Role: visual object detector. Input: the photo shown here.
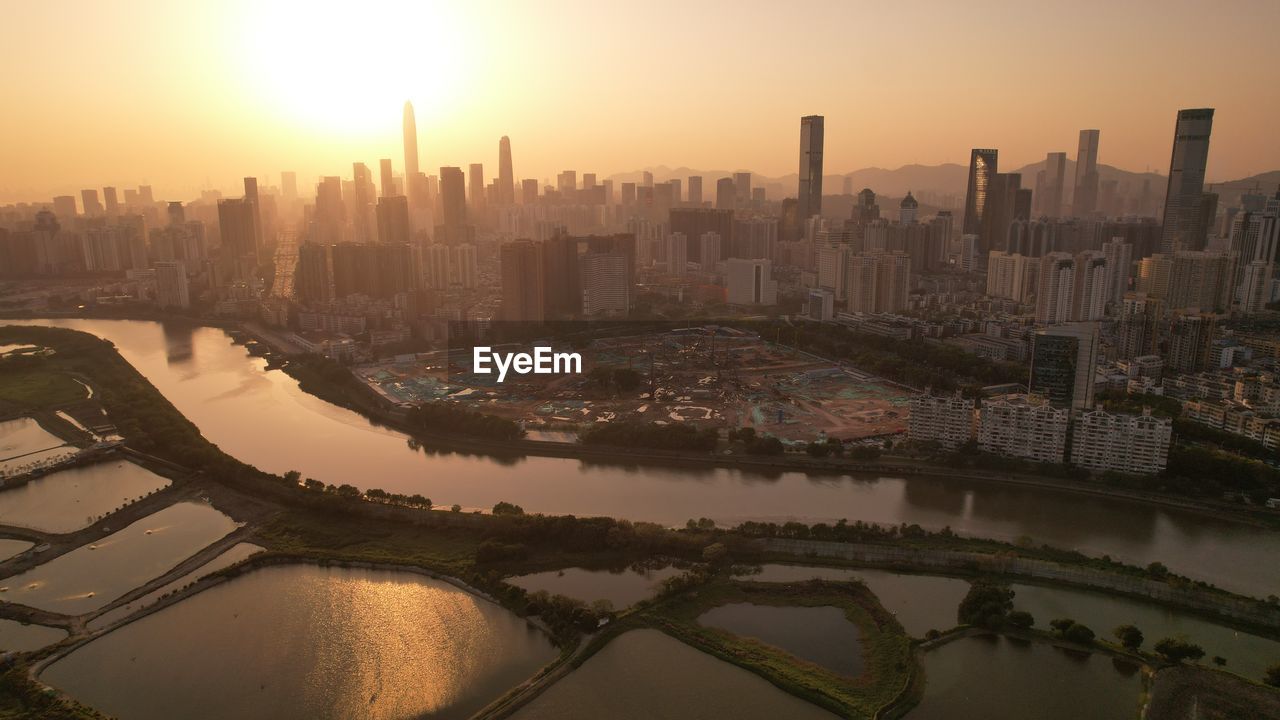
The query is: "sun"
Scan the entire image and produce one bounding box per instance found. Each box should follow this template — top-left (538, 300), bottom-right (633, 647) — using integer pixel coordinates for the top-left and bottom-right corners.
top-left (238, 1), bottom-right (469, 137)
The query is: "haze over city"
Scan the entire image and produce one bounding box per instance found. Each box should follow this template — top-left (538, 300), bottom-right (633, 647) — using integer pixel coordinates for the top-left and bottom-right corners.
top-left (4, 0), bottom-right (1280, 202)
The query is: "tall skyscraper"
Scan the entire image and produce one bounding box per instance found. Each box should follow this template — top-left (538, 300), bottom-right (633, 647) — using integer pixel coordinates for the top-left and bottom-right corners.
top-left (797, 115), bottom-right (824, 232)
top-left (499, 239), bottom-right (545, 322)
top-left (716, 178), bottom-right (736, 211)
top-left (1073, 129), bottom-right (1100, 217)
top-left (103, 187), bottom-right (119, 218)
top-left (962, 149), bottom-right (998, 253)
top-left (1036, 152), bottom-right (1067, 218)
top-left (403, 102), bottom-right (420, 205)
top-left (349, 165), bottom-right (374, 243)
top-left (498, 136), bottom-right (514, 206)
top-left (468, 163), bottom-right (486, 217)
top-left (1035, 252), bottom-right (1076, 324)
top-left (379, 159), bottom-right (396, 197)
top-left (437, 167), bottom-right (470, 245)
top-left (688, 176), bottom-right (703, 206)
top-left (1159, 108), bottom-right (1215, 253)
top-left (81, 188), bottom-right (103, 217)
top-left (734, 172), bottom-right (752, 207)
top-left (376, 196), bottom-right (410, 245)
top-left (217, 198), bottom-right (257, 278)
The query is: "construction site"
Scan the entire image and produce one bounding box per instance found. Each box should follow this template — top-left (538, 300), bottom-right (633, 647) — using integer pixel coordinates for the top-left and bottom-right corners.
top-left (351, 326), bottom-right (912, 443)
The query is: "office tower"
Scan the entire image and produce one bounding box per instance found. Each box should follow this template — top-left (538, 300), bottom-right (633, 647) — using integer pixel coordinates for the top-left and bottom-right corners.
top-left (668, 179), bottom-right (681, 205)
top-left (296, 243), bottom-right (332, 303)
top-left (167, 201), bottom-right (185, 227)
top-left (281, 171), bottom-right (297, 202)
top-left (845, 252), bottom-right (910, 313)
top-left (81, 189), bottom-right (103, 217)
top-left (500, 239), bottom-right (545, 321)
top-left (1029, 323), bottom-right (1098, 410)
top-left (52, 195), bottom-right (77, 219)
top-left (667, 232), bottom-right (688, 276)
top-left (467, 163), bottom-right (486, 217)
top-left (642, 171), bottom-right (653, 187)
top-left (437, 167), bottom-right (470, 245)
top-left (734, 172), bottom-right (752, 207)
top-left (1166, 310), bottom-right (1218, 373)
top-left (403, 102), bottom-right (421, 207)
top-left (558, 170), bottom-right (577, 194)
top-left (1073, 129), bottom-right (1100, 217)
top-left (138, 185), bottom-right (154, 205)
top-left (899, 192), bottom-right (918, 224)
top-left (983, 173), bottom-right (1022, 251)
top-left (620, 182), bottom-right (636, 208)
top-left (797, 115), bottom-right (824, 233)
top-left (154, 261), bottom-right (190, 309)
top-left (602, 180), bottom-right (614, 206)
top-left (123, 188), bottom-right (139, 207)
top-left (732, 217), bottom-right (779, 260)
top-left (312, 176), bottom-right (346, 245)
top-left (1036, 152), bottom-right (1067, 218)
top-left (1035, 252), bottom-right (1076, 324)
top-left (217, 198), bottom-right (257, 277)
top-left (698, 232), bottom-right (722, 270)
top-left (376, 196), bottom-right (411, 245)
top-left (582, 173), bottom-right (597, 190)
top-left (962, 149), bottom-right (998, 253)
top-left (579, 252), bottom-right (630, 315)
top-left (1116, 293), bottom-right (1161, 359)
top-left (498, 136), bottom-right (514, 206)
top-left (1071, 251), bottom-right (1108, 321)
top-left (958, 233), bottom-right (979, 272)
top-left (379, 159), bottom-right (396, 197)
top-left (688, 176), bottom-right (703, 206)
top-left (670, 208), bottom-right (734, 262)
top-left (103, 187), bottom-right (119, 217)
top-left (348, 166), bottom-right (374, 243)
top-left (1160, 109), bottom-right (1215, 252)
top-left (986, 251), bottom-right (1033, 303)
top-left (716, 178), bottom-right (736, 210)
top-left (243, 176), bottom-right (264, 252)
top-left (1102, 238), bottom-right (1133, 306)
top-left (521, 178), bottom-right (538, 204)
top-left (726, 258), bottom-right (777, 305)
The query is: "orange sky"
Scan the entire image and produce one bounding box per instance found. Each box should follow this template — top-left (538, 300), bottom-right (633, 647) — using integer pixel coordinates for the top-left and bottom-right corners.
top-left (3, 0), bottom-right (1278, 203)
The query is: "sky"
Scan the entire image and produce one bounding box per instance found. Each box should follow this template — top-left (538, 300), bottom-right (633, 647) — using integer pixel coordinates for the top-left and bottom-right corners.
top-left (3, 0), bottom-right (1279, 203)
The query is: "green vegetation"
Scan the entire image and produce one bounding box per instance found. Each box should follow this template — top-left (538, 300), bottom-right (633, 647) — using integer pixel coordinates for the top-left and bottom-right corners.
top-left (1048, 618), bottom-right (1096, 645)
top-left (650, 579), bottom-right (917, 719)
top-left (1266, 663), bottom-right (1280, 688)
top-left (957, 581), bottom-right (1015, 629)
top-left (404, 402), bottom-right (524, 441)
top-left (1153, 636), bottom-right (1207, 664)
top-left (0, 367), bottom-right (87, 410)
top-left (0, 669), bottom-right (102, 720)
top-left (727, 427), bottom-right (785, 455)
top-left (1114, 624), bottom-right (1145, 651)
top-left (581, 420), bottom-right (718, 452)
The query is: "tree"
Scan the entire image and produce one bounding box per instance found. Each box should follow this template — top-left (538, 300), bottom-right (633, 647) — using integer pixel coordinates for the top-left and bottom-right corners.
top-left (957, 582), bottom-right (1015, 629)
top-left (1064, 623), bottom-right (1096, 645)
top-left (702, 542), bottom-right (729, 565)
top-left (805, 441), bottom-right (831, 458)
top-left (283, 470), bottom-right (301, 484)
top-left (492, 501), bottom-right (525, 516)
top-left (1007, 611), bottom-right (1035, 630)
top-left (335, 484), bottom-right (361, 499)
top-left (1147, 561), bottom-right (1170, 579)
top-left (1212, 656), bottom-right (1227, 667)
top-left (1113, 625), bottom-right (1144, 651)
top-left (1050, 618), bottom-right (1077, 636)
top-left (1153, 637), bottom-right (1206, 664)
top-left (1265, 663), bottom-right (1280, 688)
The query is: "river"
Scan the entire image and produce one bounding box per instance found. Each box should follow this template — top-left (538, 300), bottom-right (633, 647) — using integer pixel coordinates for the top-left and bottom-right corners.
top-left (9, 318), bottom-right (1279, 598)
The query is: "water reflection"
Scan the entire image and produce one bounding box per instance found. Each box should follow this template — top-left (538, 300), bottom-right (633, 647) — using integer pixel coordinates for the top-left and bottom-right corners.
top-left (8, 319), bottom-right (1280, 598)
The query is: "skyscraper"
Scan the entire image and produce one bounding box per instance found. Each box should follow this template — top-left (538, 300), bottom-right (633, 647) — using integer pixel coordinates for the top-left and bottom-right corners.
top-left (403, 101), bottom-right (420, 205)
top-left (468, 163), bottom-right (486, 217)
top-left (734, 172), bottom-right (752, 207)
top-left (688, 176), bottom-right (703, 206)
top-left (716, 178), bottom-right (736, 211)
top-left (797, 115), bottom-right (824, 232)
top-left (103, 187), bottom-right (119, 218)
top-left (437, 167), bottom-right (470, 245)
top-left (499, 239), bottom-right (545, 322)
top-left (1159, 108), bottom-right (1215, 252)
top-left (498, 136), bottom-right (514, 206)
top-left (379, 159), bottom-right (396, 197)
top-left (962, 149), bottom-right (998, 253)
top-left (1072, 129), bottom-right (1100, 217)
top-left (376, 196), bottom-right (410, 245)
top-left (154, 261), bottom-right (190, 309)
top-left (1030, 323), bottom-right (1098, 410)
top-left (1036, 152), bottom-right (1067, 218)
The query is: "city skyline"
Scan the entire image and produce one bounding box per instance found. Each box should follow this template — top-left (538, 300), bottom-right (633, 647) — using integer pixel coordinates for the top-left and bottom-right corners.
top-left (5, 0), bottom-right (1280, 201)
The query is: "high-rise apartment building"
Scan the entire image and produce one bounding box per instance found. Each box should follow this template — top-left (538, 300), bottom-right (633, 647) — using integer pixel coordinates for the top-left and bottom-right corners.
top-left (1035, 252), bottom-right (1076, 324)
top-left (1070, 408), bottom-right (1172, 475)
top-left (499, 239), bottom-right (545, 322)
top-left (153, 261), bottom-right (190, 309)
top-left (978, 394), bottom-right (1069, 464)
top-left (909, 393), bottom-right (976, 449)
top-left (579, 252), bottom-right (630, 315)
top-left (726, 258), bottom-right (777, 305)
top-left (687, 176), bottom-right (703, 206)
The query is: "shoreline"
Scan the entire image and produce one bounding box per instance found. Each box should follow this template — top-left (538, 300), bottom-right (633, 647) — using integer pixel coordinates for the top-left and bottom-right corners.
top-left (4, 310), bottom-right (1276, 529)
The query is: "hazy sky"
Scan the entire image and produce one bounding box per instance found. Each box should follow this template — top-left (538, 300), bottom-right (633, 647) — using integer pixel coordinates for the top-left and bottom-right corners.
top-left (3, 0), bottom-right (1279, 202)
